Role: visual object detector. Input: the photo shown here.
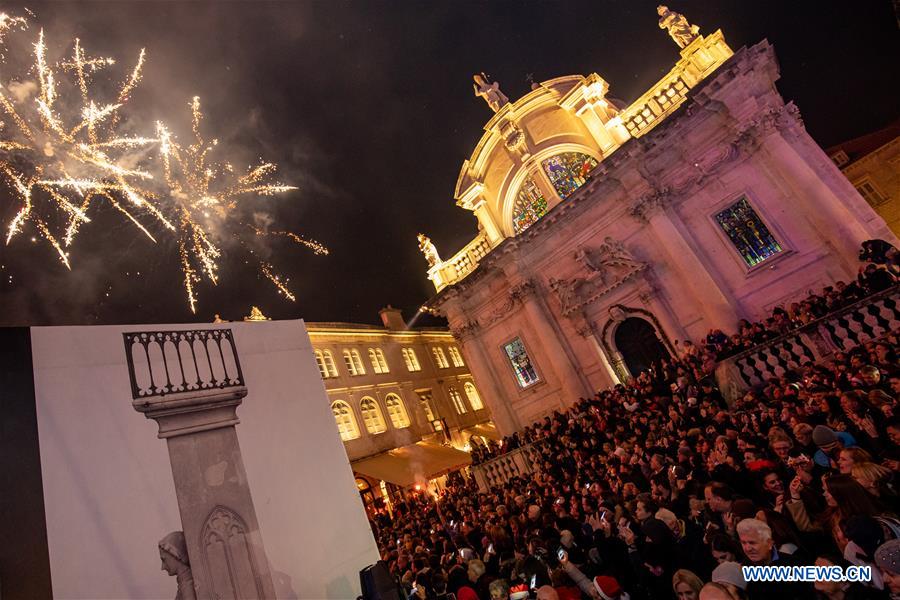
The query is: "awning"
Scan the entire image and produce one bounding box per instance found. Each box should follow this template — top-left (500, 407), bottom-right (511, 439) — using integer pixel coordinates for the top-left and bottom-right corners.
top-left (352, 441), bottom-right (472, 488)
top-left (463, 422), bottom-right (502, 442)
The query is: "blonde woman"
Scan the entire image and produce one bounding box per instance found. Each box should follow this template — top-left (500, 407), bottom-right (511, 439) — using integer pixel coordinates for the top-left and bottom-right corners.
top-left (672, 569), bottom-right (704, 600)
top-left (851, 461), bottom-right (893, 497)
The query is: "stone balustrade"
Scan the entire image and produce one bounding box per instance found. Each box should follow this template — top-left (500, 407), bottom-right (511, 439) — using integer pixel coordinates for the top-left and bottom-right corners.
top-left (716, 286), bottom-right (900, 400)
top-left (619, 30), bottom-right (733, 138)
top-left (431, 233), bottom-right (493, 291)
top-left (471, 440), bottom-right (545, 492)
top-left (123, 328), bottom-right (245, 399)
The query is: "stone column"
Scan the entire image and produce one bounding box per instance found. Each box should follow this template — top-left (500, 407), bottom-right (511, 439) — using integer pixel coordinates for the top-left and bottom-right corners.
top-left (759, 131), bottom-right (873, 264)
top-left (573, 314), bottom-right (620, 386)
top-left (125, 330), bottom-right (276, 600)
top-left (472, 199), bottom-right (504, 246)
top-left (450, 320), bottom-right (520, 436)
top-left (515, 280), bottom-right (591, 409)
top-left (631, 190), bottom-right (738, 331)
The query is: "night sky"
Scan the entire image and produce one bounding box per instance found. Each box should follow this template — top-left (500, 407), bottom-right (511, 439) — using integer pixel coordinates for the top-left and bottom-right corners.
top-left (1, 1), bottom-right (897, 328)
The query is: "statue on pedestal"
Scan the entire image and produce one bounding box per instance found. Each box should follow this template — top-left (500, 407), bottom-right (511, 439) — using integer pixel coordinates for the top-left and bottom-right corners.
top-left (657, 5), bottom-right (700, 49)
top-left (473, 72), bottom-right (509, 113)
top-left (417, 233), bottom-right (441, 267)
top-left (159, 531), bottom-right (196, 600)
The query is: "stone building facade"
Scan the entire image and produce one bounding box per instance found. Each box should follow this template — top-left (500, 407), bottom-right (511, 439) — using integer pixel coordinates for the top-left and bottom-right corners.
top-left (306, 307), bottom-right (493, 506)
top-left (419, 13), bottom-right (898, 435)
top-left (828, 119), bottom-right (900, 236)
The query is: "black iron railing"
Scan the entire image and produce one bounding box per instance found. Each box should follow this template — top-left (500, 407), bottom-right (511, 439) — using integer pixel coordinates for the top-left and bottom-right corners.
top-left (123, 329), bottom-right (245, 399)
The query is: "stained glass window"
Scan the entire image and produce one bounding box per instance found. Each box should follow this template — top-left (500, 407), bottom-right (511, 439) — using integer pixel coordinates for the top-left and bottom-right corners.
top-left (542, 152), bottom-right (598, 199)
top-left (512, 175), bottom-right (548, 234)
top-left (503, 337), bottom-right (540, 388)
top-left (714, 197), bottom-right (782, 267)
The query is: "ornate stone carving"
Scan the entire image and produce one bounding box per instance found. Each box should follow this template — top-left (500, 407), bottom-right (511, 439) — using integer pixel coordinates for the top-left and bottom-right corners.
top-left (417, 233), bottom-right (440, 267)
top-left (450, 319), bottom-right (481, 342)
top-left (508, 279), bottom-right (536, 302)
top-left (628, 187), bottom-right (672, 223)
top-left (481, 279), bottom-right (535, 326)
top-left (548, 238), bottom-right (648, 316)
top-left (159, 531), bottom-right (196, 600)
top-left (473, 72), bottom-right (509, 113)
top-left (657, 5), bottom-right (700, 49)
top-left (501, 120), bottom-right (528, 158)
top-left (202, 506), bottom-right (267, 599)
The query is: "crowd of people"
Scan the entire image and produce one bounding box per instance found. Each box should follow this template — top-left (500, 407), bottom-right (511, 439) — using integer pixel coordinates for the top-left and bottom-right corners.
top-left (370, 334), bottom-right (899, 600)
top-left (365, 243), bottom-right (899, 600)
top-left (705, 261), bottom-right (897, 361)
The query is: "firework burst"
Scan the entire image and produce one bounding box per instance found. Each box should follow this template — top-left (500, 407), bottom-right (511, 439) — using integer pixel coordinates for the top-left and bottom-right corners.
top-left (155, 96), bottom-right (326, 312)
top-left (1, 12), bottom-right (327, 314)
top-left (0, 26), bottom-right (160, 267)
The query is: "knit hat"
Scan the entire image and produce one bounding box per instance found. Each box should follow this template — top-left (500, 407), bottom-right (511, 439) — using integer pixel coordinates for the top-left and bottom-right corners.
top-left (158, 530), bottom-right (189, 564)
top-left (875, 539), bottom-right (900, 576)
top-left (812, 425), bottom-right (838, 447)
top-left (712, 561), bottom-right (747, 590)
top-left (593, 575), bottom-right (622, 600)
top-left (509, 583), bottom-right (530, 600)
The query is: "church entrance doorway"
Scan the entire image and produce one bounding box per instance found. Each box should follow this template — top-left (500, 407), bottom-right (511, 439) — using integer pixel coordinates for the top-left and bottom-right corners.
top-left (613, 317), bottom-right (670, 377)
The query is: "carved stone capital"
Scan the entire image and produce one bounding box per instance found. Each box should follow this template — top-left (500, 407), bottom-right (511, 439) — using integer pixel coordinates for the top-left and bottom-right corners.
top-left (628, 187), bottom-right (672, 223)
top-left (508, 279), bottom-right (536, 301)
top-left (450, 319), bottom-right (481, 342)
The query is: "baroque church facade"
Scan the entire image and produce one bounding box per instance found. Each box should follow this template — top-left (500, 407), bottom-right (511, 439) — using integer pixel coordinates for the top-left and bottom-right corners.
top-left (418, 9), bottom-right (898, 435)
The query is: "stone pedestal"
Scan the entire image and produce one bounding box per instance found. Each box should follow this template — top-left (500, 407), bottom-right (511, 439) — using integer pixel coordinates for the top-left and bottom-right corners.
top-left (136, 388), bottom-right (277, 600)
top-left (125, 329), bottom-right (276, 600)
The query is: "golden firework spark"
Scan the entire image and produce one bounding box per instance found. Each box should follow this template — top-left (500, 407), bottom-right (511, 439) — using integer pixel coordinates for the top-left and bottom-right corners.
top-left (155, 97), bottom-right (324, 311)
top-left (0, 28), bottom-right (158, 266)
top-left (1, 16), bottom-right (327, 312)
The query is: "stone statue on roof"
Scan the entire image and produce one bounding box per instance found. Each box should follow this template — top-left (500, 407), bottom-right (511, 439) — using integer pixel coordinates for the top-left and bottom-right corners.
top-left (657, 5), bottom-right (700, 49)
top-left (473, 72), bottom-right (510, 113)
top-left (418, 233), bottom-right (441, 267)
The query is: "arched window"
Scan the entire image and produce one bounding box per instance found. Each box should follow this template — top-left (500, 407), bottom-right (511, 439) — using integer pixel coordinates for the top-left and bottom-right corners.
top-left (447, 386), bottom-right (467, 414)
top-left (512, 174), bottom-right (547, 235)
top-left (432, 347), bottom-right (449, 369)
top-left (368, 348), bottom-right (389, 374)
top-left (343, 349), bottom-right (366, 376)
top-left (315, 350), bottom-right (338, 378)
top-left (448, 346), bottom-right (465, 367)
top-left (331, 400), bottom-right (359, 441)
top-left (360, 397), bottom-right (386, 434)
top-left (321, 350), bottom-right (339, 378)
top-left (464, 382), bottom-right (484, 411)
top-left (384, 393), bottom-right (409, 429)
top-left (403, 348), bottom-right (421, 372)
top-left (314, 350), bottom-right (328, 378)
top-left (541, 152), bottom-right (598, 199)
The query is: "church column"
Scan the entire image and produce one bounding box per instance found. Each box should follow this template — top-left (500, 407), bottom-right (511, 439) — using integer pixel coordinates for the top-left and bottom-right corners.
top-left (572, 313), bottom-right (620, 386)
top-left (450, 321), bottom-right (520, 436)
top-left (472, 199), bottom-right (504, 246)
top-left (514, 280), bottom-right (591, 409)
top-left (758, 126), bottom-right (877, 263)
top-left (632, 191), bottom-right (738, 331)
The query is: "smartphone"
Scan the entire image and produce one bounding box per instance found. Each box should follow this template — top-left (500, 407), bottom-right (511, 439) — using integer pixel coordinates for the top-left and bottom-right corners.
top-left (600, 511), bottom-right (608, 523)
top-left (450, 520), bottom-right (455, 527)
top-left (557, 548), bottom-right (566, 560)
top-left (530, 575), bottom-right (537, 590)
top-left (487, 543), bottom-right (494, 554)
top-left (430, 529), bottom-right (435, 534)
